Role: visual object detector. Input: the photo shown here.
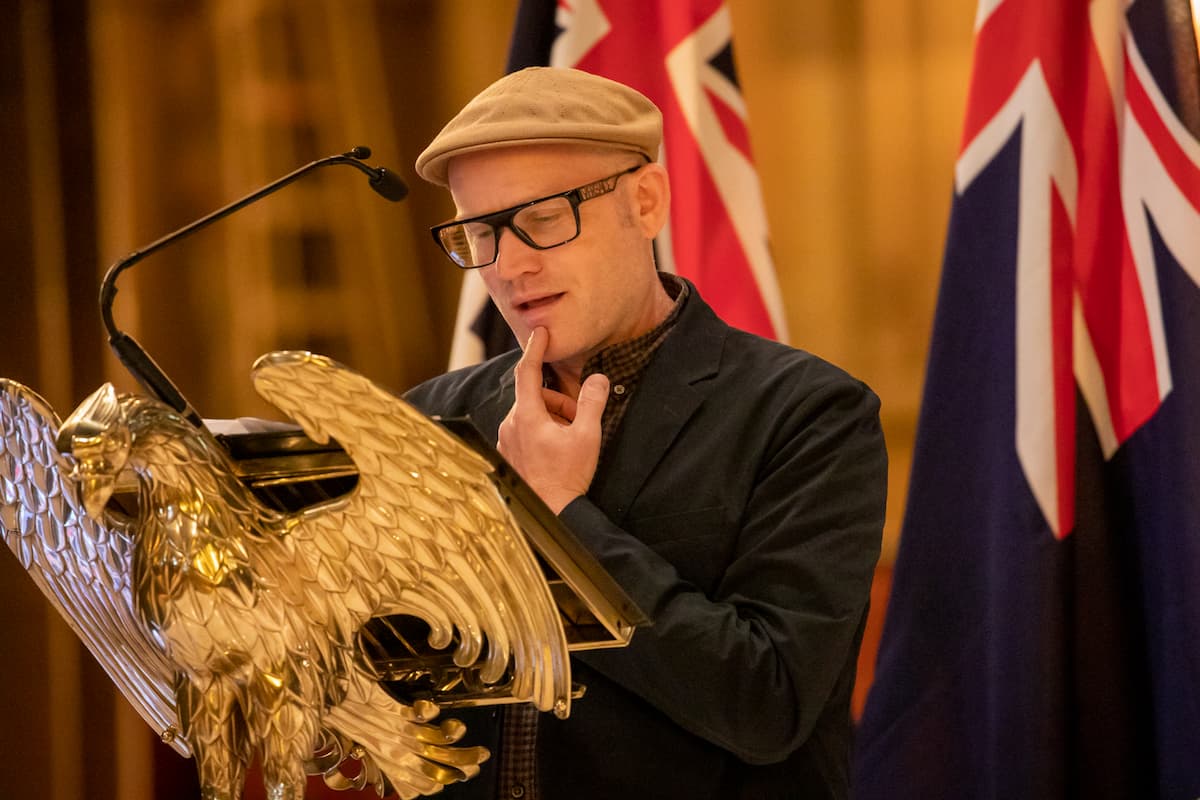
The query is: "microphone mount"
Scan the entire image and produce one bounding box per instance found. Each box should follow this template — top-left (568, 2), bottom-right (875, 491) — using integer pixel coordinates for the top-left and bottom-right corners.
top-left (99, 146), bottom-right (407, 427)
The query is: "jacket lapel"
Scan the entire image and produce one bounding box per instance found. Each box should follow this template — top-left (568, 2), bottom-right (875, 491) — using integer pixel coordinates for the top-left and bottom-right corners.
top-left (466, 370), bottom-right (515, 444)
top-left (587, 291), bottom-right (727, 525)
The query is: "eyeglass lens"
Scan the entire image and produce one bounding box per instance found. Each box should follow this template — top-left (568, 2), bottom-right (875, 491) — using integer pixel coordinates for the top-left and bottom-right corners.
top-left (438, 196), bottom-right (579, 269)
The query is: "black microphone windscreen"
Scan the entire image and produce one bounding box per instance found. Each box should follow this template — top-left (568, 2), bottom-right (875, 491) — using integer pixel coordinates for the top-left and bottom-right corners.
top-left (370, 169), bottom-right (409, 202)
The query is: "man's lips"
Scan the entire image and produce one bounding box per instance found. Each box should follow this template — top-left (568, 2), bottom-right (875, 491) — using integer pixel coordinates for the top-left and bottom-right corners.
top-left (513, 292), bottom-right (564, 312)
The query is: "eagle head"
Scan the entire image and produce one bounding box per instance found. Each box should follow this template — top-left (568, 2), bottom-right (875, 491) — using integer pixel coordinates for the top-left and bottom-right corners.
top-left (57, 383), bottom-right (131, 519)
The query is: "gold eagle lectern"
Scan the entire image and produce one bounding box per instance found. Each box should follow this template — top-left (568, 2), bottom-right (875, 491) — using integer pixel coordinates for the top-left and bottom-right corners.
top-left (0, 351), bottom-right (643, 799)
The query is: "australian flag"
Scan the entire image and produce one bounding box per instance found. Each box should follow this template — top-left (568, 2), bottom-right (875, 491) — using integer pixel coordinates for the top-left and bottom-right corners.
top-left (447, 0), bottom-right (787, 367)
top-left (854, 1), bottom-right (1200, 798)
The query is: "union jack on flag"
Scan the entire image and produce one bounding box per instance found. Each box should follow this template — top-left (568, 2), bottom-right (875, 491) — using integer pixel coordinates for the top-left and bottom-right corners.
top-left (447, 0), bottom-right (786, 368)
top-left (856, 1), bottom-right (1200, 797)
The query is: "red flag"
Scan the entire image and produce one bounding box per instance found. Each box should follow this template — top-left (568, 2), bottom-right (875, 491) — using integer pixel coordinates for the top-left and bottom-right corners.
top-left (448, 0), bottom-right (786, 367)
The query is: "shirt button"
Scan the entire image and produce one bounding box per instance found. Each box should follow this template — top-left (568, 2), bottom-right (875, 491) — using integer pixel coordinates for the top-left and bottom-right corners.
top-left (509, 784), bottom-right (526, 798)
top-left (612, 384), bottom-right (626, 395)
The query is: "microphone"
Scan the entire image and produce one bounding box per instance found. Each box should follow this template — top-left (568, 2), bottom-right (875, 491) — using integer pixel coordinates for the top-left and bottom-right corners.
top-left (99, 146), bottom-right (408, 427)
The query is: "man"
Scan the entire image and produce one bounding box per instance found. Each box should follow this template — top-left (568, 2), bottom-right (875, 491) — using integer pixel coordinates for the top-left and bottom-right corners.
top-left (406, 67), bottom-right (886, 799)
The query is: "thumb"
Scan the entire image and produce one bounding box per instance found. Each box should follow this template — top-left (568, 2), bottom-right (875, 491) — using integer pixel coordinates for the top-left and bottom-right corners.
top-left (575, 373), bottom-right (611, 427)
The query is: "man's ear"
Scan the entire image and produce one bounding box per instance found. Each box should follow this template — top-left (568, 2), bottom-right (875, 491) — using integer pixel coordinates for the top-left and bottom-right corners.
top-left (631, 163), bottom-right (671, 239)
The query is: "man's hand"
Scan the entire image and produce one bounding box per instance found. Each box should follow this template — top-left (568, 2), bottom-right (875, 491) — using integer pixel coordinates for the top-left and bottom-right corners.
top-left (497, 327), bottom-right (609, 514)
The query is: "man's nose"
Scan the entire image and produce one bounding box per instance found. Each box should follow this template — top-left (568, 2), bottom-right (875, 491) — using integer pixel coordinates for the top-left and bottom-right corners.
top-left (491, 227), bottom-right (542, 280)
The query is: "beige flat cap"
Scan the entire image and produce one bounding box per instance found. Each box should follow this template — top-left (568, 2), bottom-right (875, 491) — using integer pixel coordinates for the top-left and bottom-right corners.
top-left (415, 67), bottom-right (663, 186)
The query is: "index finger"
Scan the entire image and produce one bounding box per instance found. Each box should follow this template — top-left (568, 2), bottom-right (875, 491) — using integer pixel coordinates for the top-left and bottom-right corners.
top-left (513, 326), bottom-right (549, 404)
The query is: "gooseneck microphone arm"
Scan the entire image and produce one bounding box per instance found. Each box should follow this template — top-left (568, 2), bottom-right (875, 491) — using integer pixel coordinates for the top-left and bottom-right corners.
top-left (99, 146), bottom-right (408, 427)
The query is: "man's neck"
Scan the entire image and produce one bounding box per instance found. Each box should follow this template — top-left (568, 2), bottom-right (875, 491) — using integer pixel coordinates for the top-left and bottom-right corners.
top-left (547, 279), bottom-right (678, 400)
top-left (548, 360), bottom-right (586, 400)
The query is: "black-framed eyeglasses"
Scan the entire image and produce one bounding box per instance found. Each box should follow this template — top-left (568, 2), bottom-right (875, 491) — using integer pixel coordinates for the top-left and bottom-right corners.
top-left (430, 164), bottom-right (643, 269)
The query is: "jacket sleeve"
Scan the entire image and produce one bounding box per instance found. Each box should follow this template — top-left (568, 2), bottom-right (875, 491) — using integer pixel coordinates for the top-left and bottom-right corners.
top-left (560, 373), bottom-right (887, 765)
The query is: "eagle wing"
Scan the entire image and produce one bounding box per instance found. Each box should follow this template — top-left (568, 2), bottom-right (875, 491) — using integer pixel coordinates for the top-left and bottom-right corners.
top-left (250, 351), bottom-right (572, 716)
top-left (0, 380), bottom-right (187, 755)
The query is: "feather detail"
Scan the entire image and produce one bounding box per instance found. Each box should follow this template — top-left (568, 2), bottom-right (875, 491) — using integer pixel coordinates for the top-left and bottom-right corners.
top-left (0, 380), bottom-right (187, 755)
top-left (251, 350), bottom-right (571, 715)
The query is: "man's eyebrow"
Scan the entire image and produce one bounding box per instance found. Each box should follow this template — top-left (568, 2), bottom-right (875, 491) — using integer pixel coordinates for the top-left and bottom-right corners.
top-left (453, 193), bottom-right (545, 223)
